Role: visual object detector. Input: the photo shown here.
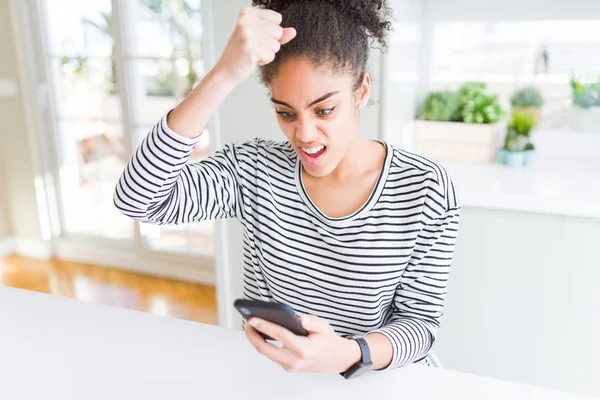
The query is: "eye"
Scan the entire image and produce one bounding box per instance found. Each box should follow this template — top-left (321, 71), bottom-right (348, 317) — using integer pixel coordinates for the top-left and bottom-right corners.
top-left (316, 107), bottom-right (335, 117)
top-left (276, 110), bottom-right (296, 120)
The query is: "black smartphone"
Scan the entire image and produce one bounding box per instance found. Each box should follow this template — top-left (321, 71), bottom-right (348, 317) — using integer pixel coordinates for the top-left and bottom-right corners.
top-left (234, 299), bottom-right (309, 340)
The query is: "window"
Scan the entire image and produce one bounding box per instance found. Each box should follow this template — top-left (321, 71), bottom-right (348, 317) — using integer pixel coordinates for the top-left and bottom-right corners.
top-left (429, 20), bottom-right (600, 130)
top-left (37, 0), bottom-right (214, 256)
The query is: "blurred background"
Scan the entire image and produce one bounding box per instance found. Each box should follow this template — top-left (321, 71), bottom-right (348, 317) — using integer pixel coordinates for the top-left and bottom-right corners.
top-left (0, 0), bottom-right (598, 398)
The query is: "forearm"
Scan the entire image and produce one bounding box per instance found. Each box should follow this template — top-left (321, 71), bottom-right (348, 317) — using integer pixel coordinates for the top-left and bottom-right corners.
top-left (114, 116), bottom-right (242, 224)
top-left (167, 66), bottom-right (239, 138)
top-left (364, 332), bottom-right (394, 370)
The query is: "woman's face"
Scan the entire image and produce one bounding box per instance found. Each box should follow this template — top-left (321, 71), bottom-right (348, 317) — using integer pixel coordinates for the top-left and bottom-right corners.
top-left (268, 58), bottom-right (370, 178)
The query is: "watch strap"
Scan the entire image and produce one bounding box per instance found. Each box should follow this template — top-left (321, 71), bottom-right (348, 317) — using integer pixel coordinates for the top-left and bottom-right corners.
top-left (341, 337), bottom-right (373, 379)
top-left (354, 337), bottom-right (372, 364)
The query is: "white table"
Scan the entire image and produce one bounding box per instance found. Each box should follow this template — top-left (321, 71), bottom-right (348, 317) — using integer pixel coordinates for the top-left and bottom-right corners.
top-left (0, 287), bottom-right (594, 400)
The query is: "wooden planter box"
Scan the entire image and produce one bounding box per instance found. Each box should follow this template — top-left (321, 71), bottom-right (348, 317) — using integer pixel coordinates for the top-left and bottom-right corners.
top-left (414, 120), bottom-right (501, 163)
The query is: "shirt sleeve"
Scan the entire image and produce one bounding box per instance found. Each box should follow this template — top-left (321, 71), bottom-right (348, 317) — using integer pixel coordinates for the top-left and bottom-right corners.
top-left (370, 172), bottom-right (460, 369)
top-left (113, 112), bottom-right (248, 225)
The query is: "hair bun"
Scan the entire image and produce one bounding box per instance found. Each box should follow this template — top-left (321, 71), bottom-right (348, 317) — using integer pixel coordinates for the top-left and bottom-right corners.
top-left (252, 0), bottom-right (393, 45)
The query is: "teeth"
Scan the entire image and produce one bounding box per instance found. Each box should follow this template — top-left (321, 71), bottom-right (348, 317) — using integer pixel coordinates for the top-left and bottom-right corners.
top-left (302, 145), bottom-right (324, 155)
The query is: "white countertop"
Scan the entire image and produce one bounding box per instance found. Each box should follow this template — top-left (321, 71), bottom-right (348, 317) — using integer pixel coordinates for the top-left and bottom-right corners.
top-left (444, 160), bottom-right (600, 219)
top-left (0, 286), bottom-right (594, 400)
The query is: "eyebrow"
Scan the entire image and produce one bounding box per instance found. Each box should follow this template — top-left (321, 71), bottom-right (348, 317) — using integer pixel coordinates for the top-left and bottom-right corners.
top-left (270, 91), bottom-right (340, 109)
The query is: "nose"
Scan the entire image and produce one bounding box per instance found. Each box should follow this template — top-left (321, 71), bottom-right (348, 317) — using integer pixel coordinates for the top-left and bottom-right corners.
top-left (295, 119), bottom-right (317, 143)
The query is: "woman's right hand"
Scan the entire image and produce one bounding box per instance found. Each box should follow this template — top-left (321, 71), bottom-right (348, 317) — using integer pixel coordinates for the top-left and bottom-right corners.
top-left (215, 7), bottom-right (297, 85)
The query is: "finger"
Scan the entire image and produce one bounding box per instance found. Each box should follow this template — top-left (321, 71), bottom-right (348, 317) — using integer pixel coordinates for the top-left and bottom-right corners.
top-left (256, 45), bottom-right (276, 66)
top-left (300, 314), bottom-right (335, 334)
top-left (249, 318), bottom-right (303, 351)
top-left (258, 9), bottom-right (283, 24)
top-left (279, 27), bottom-right (297, 45)
top-left (259, 35), bottom-right (281, 55)
top-left (246, 325), bottom-right (298, 367)
top-left (260, 22), bottom-right (284, 40)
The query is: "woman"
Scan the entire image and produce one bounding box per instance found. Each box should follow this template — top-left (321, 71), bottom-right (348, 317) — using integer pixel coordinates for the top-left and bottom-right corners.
top-left (114, 0), bottom-right (459, 377)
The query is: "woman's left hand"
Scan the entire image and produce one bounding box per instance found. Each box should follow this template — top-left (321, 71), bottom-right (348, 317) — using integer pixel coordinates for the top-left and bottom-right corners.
top-left (245, 314), bottom-right (360, 373)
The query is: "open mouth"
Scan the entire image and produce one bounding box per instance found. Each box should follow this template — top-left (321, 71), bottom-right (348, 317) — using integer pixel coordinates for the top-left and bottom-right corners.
top-left (299, 145), bottom-right (327, 166)
top-left (301, 145), bottom-right (327, 158)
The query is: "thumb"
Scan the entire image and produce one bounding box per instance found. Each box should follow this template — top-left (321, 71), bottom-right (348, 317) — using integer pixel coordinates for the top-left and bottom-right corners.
top-left (279, 27), bottom-right (297, 45)
top-left (300, 314), bottom-right (334, 334)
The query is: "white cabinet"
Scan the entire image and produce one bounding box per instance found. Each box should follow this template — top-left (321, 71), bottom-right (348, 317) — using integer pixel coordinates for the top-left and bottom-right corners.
top-left (433, 208), bottom-right (600, 398)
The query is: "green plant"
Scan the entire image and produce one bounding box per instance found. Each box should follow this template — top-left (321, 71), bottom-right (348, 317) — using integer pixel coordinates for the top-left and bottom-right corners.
top-left (570, 75), bottom-right (600, 109)
top-left (60, 55), bottom-right (89, 76)
top-left (503, 112), bottom-right (536, 153)
top-left (454, 82), bottom-right (503, 124)
top-left (510, 86), bottom-right (544, 107)
top-left (420, 91), bottom-right (460, 121)
top-left (454, 82), bottom-right (504, 124)
top-left (503, 127), bottom-right (519, 151)
top-left (418, 81), bottom-right (504, 124)
top-left (511, 112), bottom-right (536, 138)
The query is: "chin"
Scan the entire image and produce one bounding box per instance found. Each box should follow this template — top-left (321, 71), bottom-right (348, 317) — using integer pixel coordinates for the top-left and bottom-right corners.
top-left (302, 163), bottom-right (336, 178)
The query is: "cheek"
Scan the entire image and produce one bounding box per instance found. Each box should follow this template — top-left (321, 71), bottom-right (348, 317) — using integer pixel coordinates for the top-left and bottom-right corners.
top-left (321, 112), bottom-right (354, 143)
top-left (277, 120), bottom-right (295, 141)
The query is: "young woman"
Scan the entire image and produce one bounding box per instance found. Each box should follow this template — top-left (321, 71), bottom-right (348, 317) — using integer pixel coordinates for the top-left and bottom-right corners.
top-left (114, 0), bottom-right (460, 377)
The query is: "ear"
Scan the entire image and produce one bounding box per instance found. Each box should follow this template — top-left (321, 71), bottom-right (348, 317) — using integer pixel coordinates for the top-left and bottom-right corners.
top-left (355, 72), bottom-right (371, 109)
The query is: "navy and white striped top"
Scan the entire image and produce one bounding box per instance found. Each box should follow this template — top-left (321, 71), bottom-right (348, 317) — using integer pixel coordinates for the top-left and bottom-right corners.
top-left (113, 112), bottom-right (460, 370)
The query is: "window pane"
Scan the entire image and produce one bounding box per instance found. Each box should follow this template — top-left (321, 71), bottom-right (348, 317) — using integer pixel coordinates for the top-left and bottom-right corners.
top-left (132, 0), bottom-right (204, 59)
top-left (129, 58), bottom-right (182, 126)
top-left (432, 20), bottom-right (600, 78)
top-left (57, 120), bottom-right (133, 240)
top-left (141, 221), bottom-right (215, 256)
top-left (429, 20), bottom-right (600, 131)
top-left (50, 56), bottom-right (120, 121)
top-left (45, 0), bottom-right (114, 57)
top-left (135, 126), bottom-right (214, 256)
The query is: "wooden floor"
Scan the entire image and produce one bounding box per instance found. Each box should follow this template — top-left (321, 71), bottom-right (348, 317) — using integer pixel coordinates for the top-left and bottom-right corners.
top-left (0, 255), bottom-right (218, 325)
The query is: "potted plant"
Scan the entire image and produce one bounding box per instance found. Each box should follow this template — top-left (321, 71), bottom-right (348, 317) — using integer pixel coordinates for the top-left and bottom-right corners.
top-left (523, 142), bottom-right (536, 166)
top-left (414, 82), bottom-right (504, 163)
top-left (569, 75), bottom-right (600, 133)
top-left (510, 86), bottom-right (544, 127)
top-left (498, 126), bottom-right (524, 166)
top-left (497, 111), bottom-right (536, 167)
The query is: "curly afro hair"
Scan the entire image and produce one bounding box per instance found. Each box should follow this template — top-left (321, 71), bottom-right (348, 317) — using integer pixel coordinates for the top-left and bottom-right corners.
top-left (251, 0), bottom-right (394, 91)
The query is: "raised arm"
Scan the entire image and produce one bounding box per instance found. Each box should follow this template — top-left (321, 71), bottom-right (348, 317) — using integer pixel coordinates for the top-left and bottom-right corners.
top-left (113, 7), bottom-right (296, 225)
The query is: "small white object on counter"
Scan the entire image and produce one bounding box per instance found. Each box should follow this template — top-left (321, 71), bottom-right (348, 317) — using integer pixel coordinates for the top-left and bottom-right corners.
top-left (0, 286), bottom-right (594, 400)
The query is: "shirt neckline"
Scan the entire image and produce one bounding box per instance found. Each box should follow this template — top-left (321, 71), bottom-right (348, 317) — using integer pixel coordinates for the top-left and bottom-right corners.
top-left (295, 141), bottom-right (392, 226)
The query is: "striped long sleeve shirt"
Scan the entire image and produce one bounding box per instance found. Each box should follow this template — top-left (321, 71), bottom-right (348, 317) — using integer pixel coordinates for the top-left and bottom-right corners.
top-left (113, 112), bottom-right (460, 369)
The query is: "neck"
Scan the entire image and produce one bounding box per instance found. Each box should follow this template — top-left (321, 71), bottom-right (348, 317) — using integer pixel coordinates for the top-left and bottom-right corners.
top-left (329, 133), bottom-right (382, 182)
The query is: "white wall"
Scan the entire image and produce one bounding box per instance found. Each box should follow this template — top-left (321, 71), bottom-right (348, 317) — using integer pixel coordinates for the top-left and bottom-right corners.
top-left (211, 0), bottom-right (384, 328)
top-left (0, 0), bottom-right (44, 242)
top-left (427, 0), bottom-right (600, 21)
top-left (433, 207), bottom-right (600, 398)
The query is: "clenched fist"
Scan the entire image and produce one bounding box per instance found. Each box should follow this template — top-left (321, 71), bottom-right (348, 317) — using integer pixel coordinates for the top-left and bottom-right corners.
top-left (215, 7), bottom-right (297, 84)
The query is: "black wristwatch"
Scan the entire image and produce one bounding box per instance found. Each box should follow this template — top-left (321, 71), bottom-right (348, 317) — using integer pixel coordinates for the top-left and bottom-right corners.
top-left (341, 337), bottom-right (373, 379)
